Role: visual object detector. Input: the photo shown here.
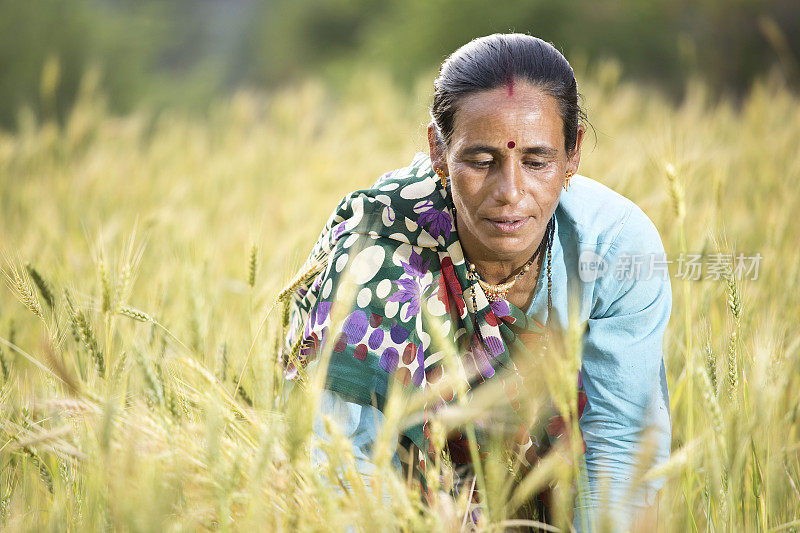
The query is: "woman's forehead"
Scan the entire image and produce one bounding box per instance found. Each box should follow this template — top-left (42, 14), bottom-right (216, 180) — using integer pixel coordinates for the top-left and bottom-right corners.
top-left (450, 82), bottom-right (565, 148)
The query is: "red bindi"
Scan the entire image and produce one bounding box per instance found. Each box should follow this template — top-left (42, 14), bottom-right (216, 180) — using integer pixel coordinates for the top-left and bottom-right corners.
top-left (507, 141), bottom-right (516, 149)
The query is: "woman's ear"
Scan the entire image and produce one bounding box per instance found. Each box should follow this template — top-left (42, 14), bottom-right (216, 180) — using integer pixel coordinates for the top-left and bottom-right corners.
top-left (427, 123), bottom-right (449, 175)
top-left (568, 123), bottom-right (585, 174)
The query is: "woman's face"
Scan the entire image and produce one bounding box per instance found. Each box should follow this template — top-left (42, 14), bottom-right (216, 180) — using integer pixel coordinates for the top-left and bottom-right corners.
top-left (430, 80), bottom-right (584, 264)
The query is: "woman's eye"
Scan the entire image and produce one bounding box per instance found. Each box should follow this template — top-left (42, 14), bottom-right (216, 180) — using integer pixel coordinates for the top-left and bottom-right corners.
top-left (524, 160), bottom-right (547, 170)
top-left (471, 159), bottom-right (493, 169)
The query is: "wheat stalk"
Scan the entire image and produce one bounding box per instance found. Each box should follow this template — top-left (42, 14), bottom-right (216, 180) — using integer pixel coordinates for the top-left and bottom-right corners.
top-left (725, 273), bottom-right (742, 404)
top-left (114, 225), bottom-right (146, 313)
top-left (276, 258), bottom-right (325, 303)
top-left (3, 256), bottom-right (43, 319)
top-left (25, 263), bottom-right (55, 310)
top-left (702, 323), bottom-right (718, 392)
top-left (118, 305), bottom-right (154, 323)
top-left (248, 244), bottom-right (258, 289)
top-left (135, 348), bottom-right (164, 408)
top-left (38, 398), bottom-right (99, 416)
top-left (217, 341), bottom-right (228, 382)
top-left (234, 257), bottom-right (325, 399)
top-left (64, 289), bottom-right (105, 377)
top-left (696, 364), bottom-right (725, 453)
top-left (664, 162), bottom-right (686, 221)
top-left (236, 380), bottom-right (253, 407)
top-left (96, 247), bottom-right (113, 314)
top-left (0, 345), bottom-right (8, 382)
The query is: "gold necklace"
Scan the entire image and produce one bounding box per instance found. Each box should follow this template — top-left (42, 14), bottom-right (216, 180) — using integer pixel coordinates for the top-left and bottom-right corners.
top-left (450, 199), bottom-right (553, 303)
top-left (465, 229), bottom-right (549, 302)
top-left (467, 255), bottom-right (538, 302)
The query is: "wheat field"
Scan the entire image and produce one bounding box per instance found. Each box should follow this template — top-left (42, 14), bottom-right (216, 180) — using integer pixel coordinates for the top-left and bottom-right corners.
top-left (1, 64), bottom-right (799, 531)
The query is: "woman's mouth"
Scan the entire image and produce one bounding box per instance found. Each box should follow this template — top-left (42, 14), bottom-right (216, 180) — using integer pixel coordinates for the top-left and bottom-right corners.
top-left (486, 217), bottom-right (529, 233)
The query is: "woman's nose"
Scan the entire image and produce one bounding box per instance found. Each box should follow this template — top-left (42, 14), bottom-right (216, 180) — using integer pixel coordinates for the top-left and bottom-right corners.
top-left (492, 159), bottom-right (524, 205)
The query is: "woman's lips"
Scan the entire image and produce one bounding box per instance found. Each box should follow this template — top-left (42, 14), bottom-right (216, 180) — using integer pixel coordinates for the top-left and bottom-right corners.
top-left (485, 217), bottom-right (530, 233)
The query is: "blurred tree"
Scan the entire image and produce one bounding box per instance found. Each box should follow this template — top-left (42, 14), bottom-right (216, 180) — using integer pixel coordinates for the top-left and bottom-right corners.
top-left (238, 0), bottom-right (389, 84)
top-left (243, 0), bottom-right (800, 97)
top-left (0, 0), bottom-right (162, 128)
top-left (0, 0), bottom-right (797, 131)
top-left (0, 0), bottom-right (241, 130)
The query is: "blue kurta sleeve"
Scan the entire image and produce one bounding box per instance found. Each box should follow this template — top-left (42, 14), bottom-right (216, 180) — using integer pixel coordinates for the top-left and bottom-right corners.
top-left (574, 207), bottom-right (673, 531)
top-left (311, 389), bottom-right (400, 501)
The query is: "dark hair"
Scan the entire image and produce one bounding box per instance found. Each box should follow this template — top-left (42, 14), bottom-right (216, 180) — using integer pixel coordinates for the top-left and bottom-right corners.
top-left (431, 33), bottom-right (586, 152)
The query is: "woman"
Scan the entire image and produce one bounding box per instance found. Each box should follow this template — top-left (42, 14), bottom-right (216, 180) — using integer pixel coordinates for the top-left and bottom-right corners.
top-left (283, 33), bottom-right (671, 531)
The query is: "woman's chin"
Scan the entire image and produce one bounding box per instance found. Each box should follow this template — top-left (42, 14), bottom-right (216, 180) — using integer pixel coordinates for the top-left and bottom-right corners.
top-left (480, 235), bottom-right (536, 258)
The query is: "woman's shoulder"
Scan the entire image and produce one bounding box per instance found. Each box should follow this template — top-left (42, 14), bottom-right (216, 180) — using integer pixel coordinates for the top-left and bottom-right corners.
top-left (333, 152), bottom-right (441, 208)
top-left (370, 152), bottom-right (435, 188)
top-left (311, 153), bottom-right (452, 258)
top-left (552, 174), bottom-right (670, 323)
top-left (556, 174), bottom-right (665, 256)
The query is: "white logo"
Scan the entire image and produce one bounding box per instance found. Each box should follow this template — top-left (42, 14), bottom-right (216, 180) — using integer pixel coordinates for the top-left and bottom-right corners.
top-left (579, 249), bottom-right (608, 282)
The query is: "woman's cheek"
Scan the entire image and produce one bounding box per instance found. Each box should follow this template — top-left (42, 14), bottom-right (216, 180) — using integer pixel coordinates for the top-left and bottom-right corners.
top-left (452, 174), bottom-right (482, 198)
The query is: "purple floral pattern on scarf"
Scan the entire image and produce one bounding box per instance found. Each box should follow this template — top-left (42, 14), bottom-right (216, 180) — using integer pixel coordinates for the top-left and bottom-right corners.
top-left (388, 249), bottom-right (437, 320)
top-left (417, 206), bottom-right (453, 240)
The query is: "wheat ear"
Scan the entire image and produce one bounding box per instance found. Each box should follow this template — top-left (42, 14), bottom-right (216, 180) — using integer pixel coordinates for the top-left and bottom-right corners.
top-left (25, 263), bottom-right (55, 310)
top-left (3, 255), bottom-right (43, 319)
top-left (234, 258), bottom-right (324, 399)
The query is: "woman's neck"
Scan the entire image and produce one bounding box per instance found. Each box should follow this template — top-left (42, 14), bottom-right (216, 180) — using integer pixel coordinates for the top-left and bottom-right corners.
top-left (458, 219), bottom-right (549, 286)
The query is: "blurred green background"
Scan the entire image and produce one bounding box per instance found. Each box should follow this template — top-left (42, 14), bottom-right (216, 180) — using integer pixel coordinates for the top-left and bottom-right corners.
top-left (1, 0), bottom-right (798, 130)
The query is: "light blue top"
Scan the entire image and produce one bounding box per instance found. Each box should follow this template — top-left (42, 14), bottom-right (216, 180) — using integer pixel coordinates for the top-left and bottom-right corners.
top-left (311, 168), bottom-right (673, 531)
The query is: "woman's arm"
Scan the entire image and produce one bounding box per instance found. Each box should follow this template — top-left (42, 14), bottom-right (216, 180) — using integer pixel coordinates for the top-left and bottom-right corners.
top-left (574, 206), bottom-right (673, 531)
top-left (311, 389), bottom-right (400, 503)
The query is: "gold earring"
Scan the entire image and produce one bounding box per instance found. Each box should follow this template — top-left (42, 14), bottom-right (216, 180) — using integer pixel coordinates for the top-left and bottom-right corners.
top-left (436, 169), bottom-right (448, 189)
top-left (564, 171), bottom-right (574, 191)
